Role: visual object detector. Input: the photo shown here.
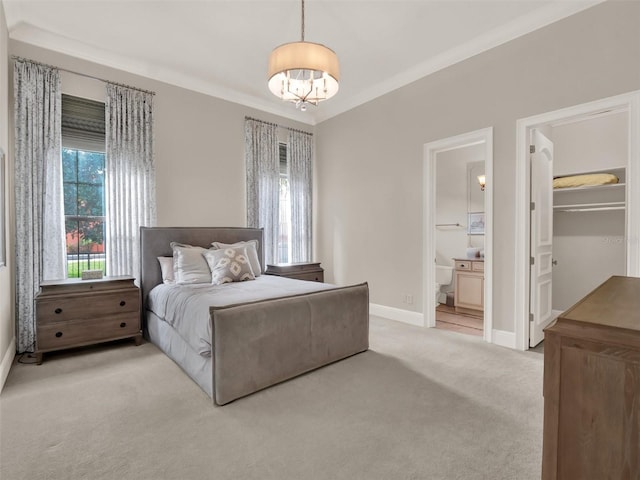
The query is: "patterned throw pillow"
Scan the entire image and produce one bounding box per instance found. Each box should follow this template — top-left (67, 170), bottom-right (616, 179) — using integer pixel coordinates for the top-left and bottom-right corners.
top-left (202, 247), bottom-right (256, 286)
top-left (211, 240), bottom-right (262, 276)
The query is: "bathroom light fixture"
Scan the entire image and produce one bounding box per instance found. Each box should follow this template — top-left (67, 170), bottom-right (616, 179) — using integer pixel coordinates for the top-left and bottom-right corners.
top-left (267, 0), bottom-right (340, 111)
top-left (477, 175), bottom-right (486, 191)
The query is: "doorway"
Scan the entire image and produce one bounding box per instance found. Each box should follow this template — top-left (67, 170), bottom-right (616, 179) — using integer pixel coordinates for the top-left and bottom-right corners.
top-left (423, 128), bottom-right (493, 342)
top-left (514, 91), bottom-right (640, 350)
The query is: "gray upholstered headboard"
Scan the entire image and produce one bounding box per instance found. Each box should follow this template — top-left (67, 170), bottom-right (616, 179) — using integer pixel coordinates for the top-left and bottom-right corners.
top-left (139, 226), bottom-right (264, 317)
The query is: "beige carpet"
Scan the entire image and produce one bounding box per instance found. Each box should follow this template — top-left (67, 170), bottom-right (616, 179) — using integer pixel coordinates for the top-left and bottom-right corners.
top-left (0, 316), bottom-right (543, 480)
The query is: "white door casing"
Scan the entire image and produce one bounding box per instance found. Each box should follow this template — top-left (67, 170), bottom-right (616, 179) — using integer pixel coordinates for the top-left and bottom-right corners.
top-left (423, 127), bottom-right (493, 342)
top-left (529, 129), bottom-right (554, 347)
top-left (514, 90), bottom-right (640, 351)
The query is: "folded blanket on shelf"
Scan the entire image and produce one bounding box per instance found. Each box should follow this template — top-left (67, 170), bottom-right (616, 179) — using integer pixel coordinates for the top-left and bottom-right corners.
top-left (553, 173), bottom-right (619, 189)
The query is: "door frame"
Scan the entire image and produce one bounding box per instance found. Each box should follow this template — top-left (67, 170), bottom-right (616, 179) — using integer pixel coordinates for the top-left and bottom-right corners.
top-left (423, 127), bottom-right (493, 342)
top-left (514, 90), bottom-right (640, 351)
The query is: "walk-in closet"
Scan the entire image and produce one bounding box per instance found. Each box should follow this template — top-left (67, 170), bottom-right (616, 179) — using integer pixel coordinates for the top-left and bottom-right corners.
top-left (550, 110), bottom-right (628, 313)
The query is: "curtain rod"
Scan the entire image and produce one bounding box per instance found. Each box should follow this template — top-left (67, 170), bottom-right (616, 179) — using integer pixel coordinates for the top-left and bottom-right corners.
top-left (245, 116), bottom-right (313, 136)
top-left (11, 55), bottom-right (156, 96)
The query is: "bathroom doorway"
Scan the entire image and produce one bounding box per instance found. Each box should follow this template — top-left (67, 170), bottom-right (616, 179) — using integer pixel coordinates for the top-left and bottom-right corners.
top-left (423, 128), bottom-right (493, 341)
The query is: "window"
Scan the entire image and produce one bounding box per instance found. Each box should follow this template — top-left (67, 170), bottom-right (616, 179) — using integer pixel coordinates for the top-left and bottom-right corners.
top-left (278, 142), bottom-right (291, 263)
top-left (63, 149), bottom-right (105, 277)
top-left (61, 94), bottom-right (106, 278)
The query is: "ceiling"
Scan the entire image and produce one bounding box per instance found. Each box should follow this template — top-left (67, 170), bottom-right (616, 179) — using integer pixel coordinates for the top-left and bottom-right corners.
top-left (3, 0), bottom-right (601, 125)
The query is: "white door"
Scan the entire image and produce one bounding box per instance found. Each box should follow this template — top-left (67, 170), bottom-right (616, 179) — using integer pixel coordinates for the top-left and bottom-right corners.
top-left (529, 129), bottom-right (554, 347)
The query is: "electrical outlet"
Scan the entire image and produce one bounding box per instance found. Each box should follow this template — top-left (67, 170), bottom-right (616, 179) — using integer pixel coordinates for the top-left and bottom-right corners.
top-left (406, 294), bottom-right (414, 305)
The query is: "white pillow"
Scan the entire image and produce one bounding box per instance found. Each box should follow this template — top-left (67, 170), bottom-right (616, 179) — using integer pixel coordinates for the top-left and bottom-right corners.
top-left (211, 240), bottom-right (262, 276)
top-left (170, 242), bottom-right (212, 284)
top-left (157, 256), bottom-right (175, 284)
top-left (202, 247), bottom-right (256, 286)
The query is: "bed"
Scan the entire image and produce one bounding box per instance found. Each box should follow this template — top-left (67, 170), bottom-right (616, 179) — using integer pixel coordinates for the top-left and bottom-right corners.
top-left (140, 227), bottom-right (369, 405)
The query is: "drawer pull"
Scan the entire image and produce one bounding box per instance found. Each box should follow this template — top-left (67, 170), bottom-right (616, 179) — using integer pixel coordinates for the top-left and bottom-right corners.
top-left (120, 322), bottom-right (127, 328)
top-left (55, 331), bottom-right (63, 338)
top-left (120, 301), bottom-right (126, 307)
top-left (55, 308), bottom-right (63, 314)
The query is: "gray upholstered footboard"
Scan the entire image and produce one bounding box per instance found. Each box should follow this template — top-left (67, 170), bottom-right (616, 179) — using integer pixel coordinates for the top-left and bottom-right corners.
top-left (211, 283), bottom-right (369, 405)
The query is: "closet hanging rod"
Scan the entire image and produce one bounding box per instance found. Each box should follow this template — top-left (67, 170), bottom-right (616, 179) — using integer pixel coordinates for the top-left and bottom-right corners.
top-left (436, 223), bottom-right (463, 227)
top-left (11, 56), bottom-right (156, 96)
top-left (555, 206), bottom-right (625, 212)
top-left (553, 201), bottom-right (625, 210)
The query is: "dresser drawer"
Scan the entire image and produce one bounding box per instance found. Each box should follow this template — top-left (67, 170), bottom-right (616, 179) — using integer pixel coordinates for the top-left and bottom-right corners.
top-left (37, 314), bottom-right (140, 351)
top-left (455, 261), bottom-right (471, 271)
top-left (36, 290), bottom-right (140, 324)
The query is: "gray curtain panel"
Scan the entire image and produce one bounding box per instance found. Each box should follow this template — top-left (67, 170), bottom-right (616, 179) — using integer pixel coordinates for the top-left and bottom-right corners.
top-left (245, 118), bottom-right (279, 265)
top-left (287, 129), bottom-right (313, 263)
top-left (14, 59), bottom-right (66, 352)
top-left (105, 84), bottom-right (156, 282)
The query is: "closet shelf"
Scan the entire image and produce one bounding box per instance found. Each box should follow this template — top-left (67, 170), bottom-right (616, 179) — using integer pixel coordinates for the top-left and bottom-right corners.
top-left (553, 182), bottom-right (626, 193)
top-left (554, 201), bottom-right (625, 212)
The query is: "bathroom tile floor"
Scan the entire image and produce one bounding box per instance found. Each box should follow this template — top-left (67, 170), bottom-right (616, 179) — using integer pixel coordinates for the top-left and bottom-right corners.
top-left (435, 305), bottom-right (483, 337)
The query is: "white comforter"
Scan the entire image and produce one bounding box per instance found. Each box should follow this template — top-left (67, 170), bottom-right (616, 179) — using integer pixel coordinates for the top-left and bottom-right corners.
top-left (147, 276), bottom-right (335, 357)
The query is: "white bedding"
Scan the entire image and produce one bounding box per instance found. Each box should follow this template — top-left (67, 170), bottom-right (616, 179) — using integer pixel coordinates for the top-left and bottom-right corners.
top-left (147, 275), bottom-right (335, 357)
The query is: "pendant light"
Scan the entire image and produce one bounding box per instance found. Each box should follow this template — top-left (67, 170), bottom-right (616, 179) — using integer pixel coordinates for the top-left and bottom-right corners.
top-left (267, 0), bottom-right (340, 111)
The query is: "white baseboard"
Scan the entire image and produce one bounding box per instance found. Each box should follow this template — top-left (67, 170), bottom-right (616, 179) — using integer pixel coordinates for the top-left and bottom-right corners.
top-left (0, 337), bottom-right (16, 393)
top-left (370, 303), bottom-right (424, 327)
top-left (491, 329), bottom-right (516, 349)
top-left (552, 309), bottom-right (563, 321)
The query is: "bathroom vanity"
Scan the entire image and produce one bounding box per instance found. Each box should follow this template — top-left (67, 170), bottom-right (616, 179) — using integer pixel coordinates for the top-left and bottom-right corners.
top-left (453, 258), bottom-right (484, 314)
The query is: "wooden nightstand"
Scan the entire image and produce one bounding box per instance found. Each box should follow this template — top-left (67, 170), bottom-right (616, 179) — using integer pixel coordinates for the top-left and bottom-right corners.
top-left (35, 276), bottom-right (142, 364)
top-left (265, 262), bottom-right (324, 282)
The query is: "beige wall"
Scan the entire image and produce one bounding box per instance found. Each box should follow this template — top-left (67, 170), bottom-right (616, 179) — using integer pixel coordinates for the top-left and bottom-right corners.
top-left (552, 111), bottom-right (628, 176)
top-left (0, 2), bottom-right (14, 388)
top-left (315, 1), bottom-right (640, 331)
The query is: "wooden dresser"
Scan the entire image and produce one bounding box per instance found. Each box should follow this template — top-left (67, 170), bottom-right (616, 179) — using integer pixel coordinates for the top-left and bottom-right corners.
top-left (265, 262), bottom-right (324, 282)
top-left (542, 276), bottom-right (640, 480)
top-left (453, 258), bottom-right (484, 314)
top-left (35, 276), bottom-right (142, 364)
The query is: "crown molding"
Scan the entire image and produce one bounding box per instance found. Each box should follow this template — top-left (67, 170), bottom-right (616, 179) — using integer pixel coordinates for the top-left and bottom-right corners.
top-left (6, 0), bottom-right (603, 126)
top-left (8, 22), bottom-right (317, 126)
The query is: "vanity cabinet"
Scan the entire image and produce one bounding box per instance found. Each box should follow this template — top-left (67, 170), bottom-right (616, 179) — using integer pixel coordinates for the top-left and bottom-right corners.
top-left (454, 259), bottom-right (484, 314)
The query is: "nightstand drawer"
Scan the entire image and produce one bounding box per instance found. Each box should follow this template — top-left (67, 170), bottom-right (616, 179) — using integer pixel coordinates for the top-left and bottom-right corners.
top-left (286, 271), bottom-right (324, 282)
top-left (265, 262), bottom-right (324, 282)
top-left (37, 314), bottom-right (140, 351)
top-left (36, 290), bottom-right (140, 324)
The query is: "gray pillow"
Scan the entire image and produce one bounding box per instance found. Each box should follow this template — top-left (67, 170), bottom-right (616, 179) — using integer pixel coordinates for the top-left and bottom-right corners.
top-left (211, 240), bottom-right (262, 276)
top-left (170, 242), bottom-right (212, 284)
top-left (157, 256), bottom-right (175, 284)
top-left (203, 247), bottom-right (256, 286)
